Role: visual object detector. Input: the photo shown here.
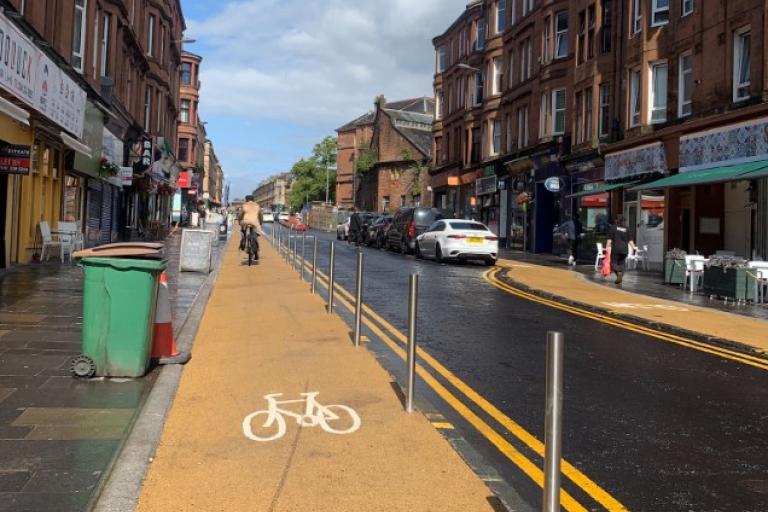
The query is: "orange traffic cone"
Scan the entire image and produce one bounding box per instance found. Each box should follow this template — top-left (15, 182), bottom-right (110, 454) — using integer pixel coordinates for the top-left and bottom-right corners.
top-left (152, 272), bottom-right (190, 364)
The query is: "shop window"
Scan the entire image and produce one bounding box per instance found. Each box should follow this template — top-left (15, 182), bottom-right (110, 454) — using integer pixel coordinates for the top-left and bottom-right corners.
top-left (733, 27), bottom-right (751, 102)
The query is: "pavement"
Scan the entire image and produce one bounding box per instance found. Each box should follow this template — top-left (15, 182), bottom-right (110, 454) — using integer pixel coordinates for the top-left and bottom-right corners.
top-left (136, 236), bottom-right (498, 512)
top-left (0, 230), bottom-right (225, 512)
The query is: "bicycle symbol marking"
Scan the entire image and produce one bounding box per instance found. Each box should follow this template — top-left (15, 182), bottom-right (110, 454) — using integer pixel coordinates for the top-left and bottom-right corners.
top-left (242, 392), bottom-right (361, 442)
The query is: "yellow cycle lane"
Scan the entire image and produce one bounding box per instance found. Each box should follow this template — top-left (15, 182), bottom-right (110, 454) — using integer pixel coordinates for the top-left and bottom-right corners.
top-left (137, 238), bottom-right (497, 512)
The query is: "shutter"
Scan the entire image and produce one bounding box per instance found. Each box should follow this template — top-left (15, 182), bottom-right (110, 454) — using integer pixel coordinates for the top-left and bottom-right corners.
top-left (100, 184), bottom-right (113, 244)
top-left (86, 180), bottom-right (102, 247)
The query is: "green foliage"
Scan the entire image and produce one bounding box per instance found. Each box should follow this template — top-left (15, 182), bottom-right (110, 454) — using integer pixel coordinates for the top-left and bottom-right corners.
top-left (400, 148), bottom-right (432, 197)
top-left (287, 136), bottom-right (338, 210)
top-left (356, 140), bottom-right (377, 175)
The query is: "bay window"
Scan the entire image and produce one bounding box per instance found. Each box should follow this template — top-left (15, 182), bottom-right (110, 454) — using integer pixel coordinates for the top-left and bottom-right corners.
top-left (682, 0), bottom-right (693, 17)
top-left (491, 119), bottom-right (501, 156)
top-left (651, 0), bottom-right (669, 27)
top-left (629, 68), bottom-right (641, 127)
top-left (599, 83), bottom-right (610, 138)
top-left (552, 89), bottom-right (566, 135)
top-left (493, 57), bottom-right (503, 95)
top-left (632, 0), bottom-right (642, 34)
top-left (649, 61), bottom-right (668, 123)
top-left (496, 0), bottom-right (506, 33)
top-left (555, 12), bottom-right (568, 59)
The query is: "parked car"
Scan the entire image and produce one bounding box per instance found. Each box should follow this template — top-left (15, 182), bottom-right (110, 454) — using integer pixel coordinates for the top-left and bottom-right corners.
top-left (278, 212), bottom-right (290, 222)
top-left (349, 212), bottom-right (377, 245)
top-left (387, 207), bottom-right (453, 254)
top-left (367, 215), bottom-right (392, 248)
top-left (262, 211), bottom-right (275, 223)
top-left (336, 218), bottom-right (350, 240)
top-left (415, 220), bottom-right (498, 265)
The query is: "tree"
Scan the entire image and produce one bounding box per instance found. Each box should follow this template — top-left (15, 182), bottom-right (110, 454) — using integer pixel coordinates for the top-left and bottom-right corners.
top-left (287, 136), bottom-right (338, 210)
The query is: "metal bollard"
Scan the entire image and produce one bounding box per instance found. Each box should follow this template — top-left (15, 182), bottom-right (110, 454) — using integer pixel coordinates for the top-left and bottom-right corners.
top-left (543, 331), bottom-right (564, 512)
top-left (353, 249), bottom-right (364, 347)
top-left (311, 236), bottom-right (318, 294)
top-left (327, 242), bottom-right (336, 313)
top-left (405, 274), bottom-right (418, 413)
top-left (301, 231), bottom-right (307, 280)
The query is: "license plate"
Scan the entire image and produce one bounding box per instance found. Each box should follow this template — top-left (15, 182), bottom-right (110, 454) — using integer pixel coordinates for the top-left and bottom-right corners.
top-left (467, 237), bottom-right (484, 244)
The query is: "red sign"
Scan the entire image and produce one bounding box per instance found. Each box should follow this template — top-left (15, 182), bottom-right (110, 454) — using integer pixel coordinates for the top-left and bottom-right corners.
top-left (177, 170), bottom-right (190, 188)
top-left (0, 144), bottom-right (31, 175)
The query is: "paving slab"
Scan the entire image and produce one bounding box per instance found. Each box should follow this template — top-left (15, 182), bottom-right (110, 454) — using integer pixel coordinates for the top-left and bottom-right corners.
top-left (137, 238), bottom-right (496, 512)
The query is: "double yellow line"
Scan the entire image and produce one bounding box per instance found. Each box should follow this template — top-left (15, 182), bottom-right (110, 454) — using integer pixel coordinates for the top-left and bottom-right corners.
top-left (274, 241), bottom-right (628, 512)
top-left (485, 268), bottom-right (768, 372)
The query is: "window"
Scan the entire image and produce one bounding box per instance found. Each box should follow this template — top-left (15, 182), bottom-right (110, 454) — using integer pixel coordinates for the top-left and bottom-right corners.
top-left (539, 93), bottom-right (548, 136)
top-left (543, 16), bottom-right (551, 63)
top-left (492, 57), bottom-right (503, 95)
top-left (522, 0), bottom-right (533, 17)
top-left (474, 72), bottom-right (484, 105)
top-left (520, 38), bottom-right (532, 80)
top-left (400, 195), bottom-right (406, 207)
top-left (181, 63), bottom-right (192, 85)
top-left (601, 0), bottom-right (612, 53)
top-left (20, 0), bottom-right (25, 15)
top-left (733, 28), bottom-right (751, 102)
top-left (178, 139), bottom-right (190, 162)
top-left (599, 83), bottom-right (610, 138)
top-left (497, 0), bottom-right (506, 33)
top-left (458, 76), bottom-right (465, 108)
top-left (477, 19), bottom-right (485, 50)
top-left (555, 12), bottom-right (568, 59)
top-left (159, 24), bottom-right (165, 63)
top-left (575, 91), bottom-right (583, 143)
top-left (552, 89), bottom-right (566, 135)
top-left (447, 85), bottom-right (453, 114)
top-left (144, 86), bottom-right (152, 130)
top-left (471, 127), bottom-right (481, 163)
top-left (435, 137), bottom-right (443, 163)
top-left (651, 0), bottom-right (669, 26)
top-left (508, 54), bottom-right (514, 86)
top-left (72, 0), bottom-right (87, 72)
top-left (147, 14), bottom-right (155, 56)
top-left (649, 61), bottom-right (668, 123)
top-left (585, 87), bottom-right (593, 143)
top-left (587, 5), bottom-right (595, 59)
top-left (678, 52), bottom-right (693, 117)
top-left (436, 91), bottom-right (444, 119)
top-left (156, 90), bottom-right (162, 133)
top-left (492, 119), bottom-right (501, 156)
top-left (632, 0), bottom-right (642, 34)
top-left (630, 68), bottom-right (641, 126)
top-left (511, 0), bottom-right (517, 25)
top-left (578, 12), bottom-right (586, 64)
top-left (383, 196), bottom-right (390, 212)
top-left (437, 46), bottom-right (446, 73)
top-left (682, 0), bottom-right (693, 16)
top-left (517, 106), bottom-right (529, 148)
top-left (506, 114), bottom-right (513, 151)
top-left (180, 99), bottom-right (191, 123)
top-left (100, 14), bottom-right (110, 77)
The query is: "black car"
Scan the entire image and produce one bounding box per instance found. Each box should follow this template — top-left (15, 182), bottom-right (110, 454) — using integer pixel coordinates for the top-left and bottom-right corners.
top-left (348, 212), bottom-right (377, 245)
top-left (367, 214), bottom-right (392, 248)
top-left (387, 207), bottom-right (453, 254)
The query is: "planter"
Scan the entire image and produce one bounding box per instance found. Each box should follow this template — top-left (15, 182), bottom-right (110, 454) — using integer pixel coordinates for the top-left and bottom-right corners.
top-left (664, 258), bottom-right (686, 285)
top-left (703, 266), bottom-right (757, 301)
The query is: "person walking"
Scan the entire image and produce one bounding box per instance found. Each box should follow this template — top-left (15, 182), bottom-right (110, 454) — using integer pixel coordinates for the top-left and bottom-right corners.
top-left (563, 214), bottom-right (583, 266)
top-left (606, 214), bottom-right (629, 285)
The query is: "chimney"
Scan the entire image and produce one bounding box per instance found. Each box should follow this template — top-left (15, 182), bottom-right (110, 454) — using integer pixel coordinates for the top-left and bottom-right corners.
top-left (375, 95), bottom-right (386, 109)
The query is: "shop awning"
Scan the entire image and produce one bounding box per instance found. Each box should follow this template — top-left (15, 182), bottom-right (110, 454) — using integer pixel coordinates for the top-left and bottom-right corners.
top-left (630, 161), bottom-right (768, 190)
top-left (60, 132), bottom-right (92, 159)
top-left (567, 181), bottom-right (638, 198)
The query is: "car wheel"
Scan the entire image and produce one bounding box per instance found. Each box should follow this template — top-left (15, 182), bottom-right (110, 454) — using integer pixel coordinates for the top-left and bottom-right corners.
top-left (415, 242), bottom-right (423, 259)
top-left (486, 257), bottom-right (497, 267)
top-left (435, 243), bottom-right (443, 264)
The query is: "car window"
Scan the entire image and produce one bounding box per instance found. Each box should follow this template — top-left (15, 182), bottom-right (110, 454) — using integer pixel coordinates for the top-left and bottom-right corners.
top-left (426, 221), bottom-right (442, 232)
top-left (448, 222), bottom-right (489, 231)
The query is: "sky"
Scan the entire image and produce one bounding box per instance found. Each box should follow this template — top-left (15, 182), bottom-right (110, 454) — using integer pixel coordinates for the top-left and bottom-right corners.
top-left (181, 0), bottom-right (467, 200)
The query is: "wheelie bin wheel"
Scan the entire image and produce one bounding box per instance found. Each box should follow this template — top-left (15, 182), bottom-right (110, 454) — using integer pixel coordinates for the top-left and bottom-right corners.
top-left (71, 355), bottom-right (97, 378)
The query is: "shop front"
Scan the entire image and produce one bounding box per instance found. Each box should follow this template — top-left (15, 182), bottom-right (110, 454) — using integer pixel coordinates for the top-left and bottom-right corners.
top-left (500, 158), bottom-right (535, 252)
top-left (476, 166), bottom-right (499, 235)
top-left (0, 113), bottom-right (34, 269)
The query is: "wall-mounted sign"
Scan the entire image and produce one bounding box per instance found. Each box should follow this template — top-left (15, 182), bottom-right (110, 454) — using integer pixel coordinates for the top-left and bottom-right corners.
top-left (177, 170), bottom-right (190, 188)
top-left (476, 175), bottom-right (498, 196)
top-left (447, 176), bottom-right (459, 186)
top-left (141, 137), bottom-right (152, 169)
top-left (0, 144), bottom-right (30, 174)
top-left (544, 177), bottom-right (563, 193)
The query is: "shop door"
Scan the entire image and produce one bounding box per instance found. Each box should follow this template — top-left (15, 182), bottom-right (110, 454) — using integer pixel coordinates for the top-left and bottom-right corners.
top-left (0, 175), bottom-right (7, 268)
top-left (624, 202), bottom-right (638, 243)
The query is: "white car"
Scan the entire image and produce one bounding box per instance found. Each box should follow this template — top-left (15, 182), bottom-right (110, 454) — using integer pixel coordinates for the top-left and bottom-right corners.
top-left (262, 212), bottom-right (275, 223)
top-left (415, 220), bottom-right (498, 265)
top-left (278, 212), bottom-right (290, 222)
top-left (336, 218), bottom-right (350, 240)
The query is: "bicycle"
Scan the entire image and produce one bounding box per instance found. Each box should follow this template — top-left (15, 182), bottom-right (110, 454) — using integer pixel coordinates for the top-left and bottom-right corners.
top-left (242, 392), bottom-right (361, 442)
top-left (243, 225), bottom-right (259, 266)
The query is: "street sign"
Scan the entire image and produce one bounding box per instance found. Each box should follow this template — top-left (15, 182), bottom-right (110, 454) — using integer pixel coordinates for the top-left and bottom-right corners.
top-left (544, 177), bottom-right (563, 193)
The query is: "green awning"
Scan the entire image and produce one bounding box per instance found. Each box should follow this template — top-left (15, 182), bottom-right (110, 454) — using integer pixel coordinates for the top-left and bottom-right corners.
top-left (630, 161), bottom-right (768, 190)
top-left (567, 181), bottom-right (638, 198)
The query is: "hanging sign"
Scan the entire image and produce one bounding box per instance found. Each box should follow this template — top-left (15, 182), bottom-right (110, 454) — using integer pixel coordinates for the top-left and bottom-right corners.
top-left (141, 137), bottom-right (153, 169)
top-left (544, 177), bottom-right (563, 193)
top-left (0, 143), bottom-right (30, 174)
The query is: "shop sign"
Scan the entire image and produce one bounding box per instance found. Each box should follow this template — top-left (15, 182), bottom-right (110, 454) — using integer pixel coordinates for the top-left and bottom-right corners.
top-left (475, 175), bottom-right (498, 196)
top-left (177, 170), bottom-right (190, 188)
top-left (119, 167), bottom-right (133, 187)
top-left (140, 137), bottom-right (153, 169)
top-left (605, 142), bottom-right (667, 180)
top-left (544, 177), bottom-right (563, 193)
top-left (0, 12), bottom-right (86, 137)
top-left (0, 143), bottom-right (30, 174)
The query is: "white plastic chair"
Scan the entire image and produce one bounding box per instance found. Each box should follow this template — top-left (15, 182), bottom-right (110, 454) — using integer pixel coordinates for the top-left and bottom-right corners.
top-left (39, 221), bottom-right (63, 262)
top-left (747, 261), bottom-right (768, 304)
top-left (595, 242), bottom-right (605, 271)
top-left (634, 244), bottom-right (649, 271)
top-left (57, 221), bottom-right (78, 263)
top-left (684, 255), bottom-right (707, 293)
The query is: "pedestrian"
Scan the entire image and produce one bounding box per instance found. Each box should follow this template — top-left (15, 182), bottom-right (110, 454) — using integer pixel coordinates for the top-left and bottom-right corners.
top-left (606, 214), bottom-right (629, 285)
top-left (563, 213), bottom-right (583, 266)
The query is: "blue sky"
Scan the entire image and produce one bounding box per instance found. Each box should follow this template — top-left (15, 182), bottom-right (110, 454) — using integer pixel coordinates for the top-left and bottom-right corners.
top-left (180, 0), bottom-right (467, 199)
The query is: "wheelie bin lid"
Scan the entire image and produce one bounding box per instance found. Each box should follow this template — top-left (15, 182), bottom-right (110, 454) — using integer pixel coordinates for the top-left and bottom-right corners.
top-left (74, 242), bottom-right (164, 260)
top-left (80, 257), bottom-right (167, 272)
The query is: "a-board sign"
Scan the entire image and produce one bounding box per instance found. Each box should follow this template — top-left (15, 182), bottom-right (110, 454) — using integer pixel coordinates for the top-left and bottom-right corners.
top-left (179, 229), bottom-right (214, 273)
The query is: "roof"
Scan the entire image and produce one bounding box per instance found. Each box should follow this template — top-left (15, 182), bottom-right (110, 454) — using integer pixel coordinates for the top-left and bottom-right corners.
top-left (336, 111), bottom-right (375, 132)
top-left (383, 109), bottom-right (434, 158)
top-left (384, 97), bottom-right (435, 115)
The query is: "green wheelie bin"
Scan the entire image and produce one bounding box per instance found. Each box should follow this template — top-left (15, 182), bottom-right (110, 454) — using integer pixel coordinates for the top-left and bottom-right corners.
top-left (71, 257), bottom-right (167, 378)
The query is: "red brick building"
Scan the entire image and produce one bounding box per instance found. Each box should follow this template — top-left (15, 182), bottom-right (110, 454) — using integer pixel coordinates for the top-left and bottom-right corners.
top-left (336, 111), bottom-right (374, 208)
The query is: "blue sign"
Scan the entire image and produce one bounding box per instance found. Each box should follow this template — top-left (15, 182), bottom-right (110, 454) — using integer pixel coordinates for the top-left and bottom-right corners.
top-left (544, 177), bottom-right (562, 193)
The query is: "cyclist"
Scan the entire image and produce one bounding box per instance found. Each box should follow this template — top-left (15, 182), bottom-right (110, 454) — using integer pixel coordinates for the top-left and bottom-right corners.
top-left (238, 195), bottom-right (264, 259)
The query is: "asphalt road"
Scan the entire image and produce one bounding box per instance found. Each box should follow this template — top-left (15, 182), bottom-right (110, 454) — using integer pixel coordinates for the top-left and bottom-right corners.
top-left (266, 224), bottom-right (768, 512)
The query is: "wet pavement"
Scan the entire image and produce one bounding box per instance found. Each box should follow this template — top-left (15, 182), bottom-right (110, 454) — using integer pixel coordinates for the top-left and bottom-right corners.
top-left (0, 230), bottom-right (225, 512)
top-left (271, 226), bottom-right (768, 512)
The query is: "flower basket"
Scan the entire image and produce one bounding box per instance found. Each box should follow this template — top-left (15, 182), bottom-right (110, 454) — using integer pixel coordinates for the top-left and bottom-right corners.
top-left (99, 158), bottom-right (120, 178)
top-left (664, 258), bottom-right (686, 285)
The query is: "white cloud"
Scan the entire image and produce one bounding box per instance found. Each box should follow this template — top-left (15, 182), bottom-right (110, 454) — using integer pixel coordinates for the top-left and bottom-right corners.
top-left (187, 0), bottom-right (466, 129)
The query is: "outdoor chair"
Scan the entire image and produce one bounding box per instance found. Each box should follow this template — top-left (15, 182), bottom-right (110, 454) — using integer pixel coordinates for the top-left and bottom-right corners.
top-left (595, 242), bottom-right (605, 271)
top-left (39, 221), bottom-right (63, 262)
top-left (57, 221), bottom-right (78, 263)
top-left (684, 255), bottom-right (707, 293)
top-left (747, 261), bottom-right (768, 304)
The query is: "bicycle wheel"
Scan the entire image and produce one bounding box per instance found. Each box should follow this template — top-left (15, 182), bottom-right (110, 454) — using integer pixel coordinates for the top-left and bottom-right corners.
top-left (247, 235), bottom-right (253, 266)
top-left (318, 404), bottom-right (361, 435)
top-left (242, 410), bottom-right (285, 441)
